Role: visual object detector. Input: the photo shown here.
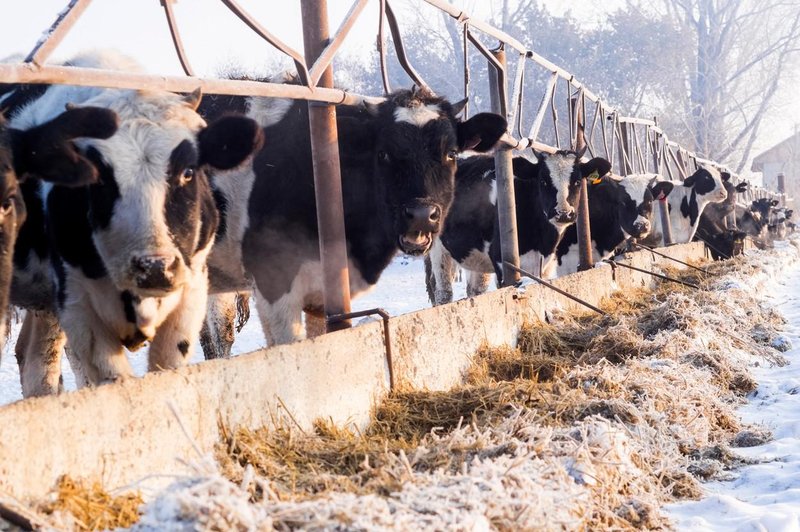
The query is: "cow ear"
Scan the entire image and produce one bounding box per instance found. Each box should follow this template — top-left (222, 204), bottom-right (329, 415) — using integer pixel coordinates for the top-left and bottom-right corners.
top-left (683, 174), bottom-right (696, 187)
top-left (650, 181), bottom-right (674, 200)
top-left (183, 87), bottom-right (202, 111)
top-left (10, 106), bottom-right (118, 186)
top-left (457, 112), bottom-right (507, 152)
top-left (786, 209), bottom-right (793, 218)
top-left (735, 182), bottom-right (749, 192)
top-left (720, 171), bottom-right (731, 182)
top-left (198, 115), bottom-right (264, 170)
top-left (580, 157), bottom-right (611, 178)
top-left (512, 157), bottom-right (539, 180)
top-left (451, 97), bottom-right (468, 118)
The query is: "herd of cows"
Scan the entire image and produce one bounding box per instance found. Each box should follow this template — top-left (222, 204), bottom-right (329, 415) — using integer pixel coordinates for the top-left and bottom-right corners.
top-left (0, 50), bottom-right (791, 399)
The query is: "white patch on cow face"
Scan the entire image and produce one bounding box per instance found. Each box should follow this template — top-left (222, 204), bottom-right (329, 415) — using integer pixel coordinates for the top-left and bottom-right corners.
top-left (619, 174), bottom-right (660, 237)
top-left (393, 104), bottom-right (442, 127)
top-left (704, 166), bottom-right (728, 203)
top-left (78, 90), bottom-right (207, 295)
top-left (247, 96), bottom-right (293, 128)
top-left (544, 153), bottom-right (578, 221)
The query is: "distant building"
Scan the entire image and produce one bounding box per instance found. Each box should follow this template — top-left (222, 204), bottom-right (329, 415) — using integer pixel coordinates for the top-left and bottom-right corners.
top-left (751, 131), bottom-right (800, 203)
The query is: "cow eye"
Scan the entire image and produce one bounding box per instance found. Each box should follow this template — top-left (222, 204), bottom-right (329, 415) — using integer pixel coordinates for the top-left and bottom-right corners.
top-left (377, 150), bottom-right (391, 163)
top-left (0, 196), bottom-right (14, 215)
top-left (445, 150), bottom-right (457, 163)
top-left (180, 167), bottom-right (195, 185)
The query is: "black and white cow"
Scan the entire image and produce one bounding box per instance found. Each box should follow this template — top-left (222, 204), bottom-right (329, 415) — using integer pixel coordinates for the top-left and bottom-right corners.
top-left (554, 174), bottom-right (674, 275)
top-left (424, 150), bottom-right (611, 306)
top-left (201, 84), bottom-right (506, 347)
top-left (0, 105), bottom-right (119, 355)
top-left (737, 198), bottom-right (777, 248)
top-left (6, 51), bottom-right (262, 393)
top-left (649, 166), bottom-right (728, 244)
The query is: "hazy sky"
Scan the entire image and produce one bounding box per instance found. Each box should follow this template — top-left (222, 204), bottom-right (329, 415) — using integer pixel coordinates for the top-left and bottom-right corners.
top-left (0, 0), bottom-right (793, 171)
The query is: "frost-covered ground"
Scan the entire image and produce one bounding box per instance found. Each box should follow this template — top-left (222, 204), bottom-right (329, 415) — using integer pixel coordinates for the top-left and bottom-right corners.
top-left (667, 242), bottom-right (800, 530)
top-left (0, 254), bottom-right (460, 404)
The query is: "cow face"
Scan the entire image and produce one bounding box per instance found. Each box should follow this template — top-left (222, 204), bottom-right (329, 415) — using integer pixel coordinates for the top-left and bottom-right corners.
top-left (528, 150), bottom-right (612, 226)
top-left (75, 90), bottom-right (262, 298)
top-left (363, 88), bottom-right (506, 255)
top-left (683, 166), bottom-right (727, 204)
top-left (615, 175), bottom-right (674, 238)
top-left (750, 198), bottom-right (776, 225)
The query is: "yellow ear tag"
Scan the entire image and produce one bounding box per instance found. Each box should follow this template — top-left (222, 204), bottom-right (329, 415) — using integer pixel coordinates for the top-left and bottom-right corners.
top-left (589, 171), bottom-right (602, 185)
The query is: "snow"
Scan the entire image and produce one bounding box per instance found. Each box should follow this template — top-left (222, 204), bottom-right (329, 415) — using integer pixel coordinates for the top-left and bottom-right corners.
top-left (667, 240), bottom-right (800, 531)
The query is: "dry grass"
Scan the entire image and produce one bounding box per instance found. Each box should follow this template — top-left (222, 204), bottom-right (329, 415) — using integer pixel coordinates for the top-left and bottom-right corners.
top-left (211, 251), bottom-right (792, 530)
top-left (39, 476), bottom-right (142, 531)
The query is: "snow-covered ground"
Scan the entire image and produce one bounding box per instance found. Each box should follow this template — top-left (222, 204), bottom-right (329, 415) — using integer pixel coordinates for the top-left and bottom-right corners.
top-left (0, 254), bottom-right (464, 405)
top-left (667, 244), bottom-right (800, 530)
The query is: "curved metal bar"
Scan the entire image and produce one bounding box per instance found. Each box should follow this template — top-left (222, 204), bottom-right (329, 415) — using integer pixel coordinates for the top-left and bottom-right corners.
top-left (220, 0), bottom-right (311, 86)
top-left (160, 0), bottom-right (194, 77)
top-left (384, 0), bottom-right (429, 90)
top-left (25, 0), bottom-right (93, 67)
top-left (308, 0), bottom-right (370, 86)
top-left (378, 0), bottom-right (391, 94)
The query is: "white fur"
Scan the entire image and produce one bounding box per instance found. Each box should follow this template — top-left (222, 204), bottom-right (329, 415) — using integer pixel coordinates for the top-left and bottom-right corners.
top-left (247, 96), bottom-right (293, 128)
top-left (544, 153), bottom-right (578, 215)
top-left (488, 177), bottom-right (498, 206)
top-left (393, 104), bottom-right (441, 127)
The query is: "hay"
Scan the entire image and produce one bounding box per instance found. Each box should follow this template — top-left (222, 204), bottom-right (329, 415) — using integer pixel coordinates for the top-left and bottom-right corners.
top-left (132, 245), bottom-right (797, 530)
top-left (39, 476), bottom-right (142, 531)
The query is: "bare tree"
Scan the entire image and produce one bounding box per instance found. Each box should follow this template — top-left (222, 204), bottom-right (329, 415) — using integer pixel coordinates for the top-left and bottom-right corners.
top-left (660, 0), bottom-right (800, 172)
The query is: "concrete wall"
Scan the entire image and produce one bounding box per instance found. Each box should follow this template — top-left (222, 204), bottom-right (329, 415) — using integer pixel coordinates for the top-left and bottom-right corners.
top-left (0, 243), bottom-right (705, 502)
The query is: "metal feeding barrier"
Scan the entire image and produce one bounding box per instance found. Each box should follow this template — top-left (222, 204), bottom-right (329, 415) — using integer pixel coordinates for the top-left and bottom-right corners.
top-left (0, 0), bottom-right (782, 333)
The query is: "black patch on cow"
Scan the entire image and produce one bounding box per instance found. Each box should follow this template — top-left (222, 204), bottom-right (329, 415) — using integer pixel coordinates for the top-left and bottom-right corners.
top-left (177, 339), bottom-right (190, 357)
top-left (122, 329), bottom-right (148, 351)
top-left (47, 182), bottom-right (107, 279)
top-left (85, 147), bottom-right (120, 231)
top-left (12, 179), bottom-right (45, 269)
top-left (680, 192), bottom-right (700, 227)
top-left (687, 169), bottom-right (717, 195)
top-left (120, 290), bottom-right (137, 324)
top-left (0, 83), bottom-right (50, 117)
top-left (166, 140), bottom-right (206, 265)
top-left (212, 187), bottom-right (228, 239)
top-left (198, 115), bottom-right (264, 170)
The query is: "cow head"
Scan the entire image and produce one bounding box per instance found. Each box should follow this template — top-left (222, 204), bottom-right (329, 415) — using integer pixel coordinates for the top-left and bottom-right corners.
top-left (750, 198), bottom-right (777, 224)
top-left (612, 174), bottom-right (674, 239)
top-left (683, 166), bottom-right (727, 204)
top-left (516, 149), bottom-right (611, 226)
top-left (74, 89), bottom-right (262, 297)
top-left (361, 88), bottom-right (506, 255)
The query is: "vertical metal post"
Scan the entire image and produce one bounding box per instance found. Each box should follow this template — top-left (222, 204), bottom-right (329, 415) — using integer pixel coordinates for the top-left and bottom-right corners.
top-left (488, 45), bottom-right (520, 286)
top-left (618, 121), bottom-right (632, 175)
top-left (572, 96), bottom-right (593, 271)
top-left (659, 197), bottom-right (674, 245)
top-left (301, 0), bottom-right (352, 331)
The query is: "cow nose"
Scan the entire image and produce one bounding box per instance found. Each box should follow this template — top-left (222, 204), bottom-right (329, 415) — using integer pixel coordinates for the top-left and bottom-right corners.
top-left (405, 204), bottom-right (441, 224)
top-left (554, 208), bottom-right (576, 223)
top-left (131, 254), bottom-right (179, 290)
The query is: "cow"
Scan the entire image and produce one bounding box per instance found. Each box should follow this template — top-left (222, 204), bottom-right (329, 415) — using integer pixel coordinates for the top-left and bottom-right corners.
top-left (199, 84), bottom-right (507, 350)
top-left (6, 51), bottom-right (263, 394)
top-left (424, 150), bottom-right (612, 306)
top-left (737, 198), bottom-right (778, 248)
top-left (695, 174), bottom-right (747, 238)
top-left (648, 166), bottom-right (728, 244)
top-left (0, 105), bottom-right (120, 357)
top-left (554, 174), bottom-right (674, 275)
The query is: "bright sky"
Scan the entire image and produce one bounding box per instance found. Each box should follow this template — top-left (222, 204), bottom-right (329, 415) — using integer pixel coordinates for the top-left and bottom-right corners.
top-left (0, 0), bottom-right (793, 171)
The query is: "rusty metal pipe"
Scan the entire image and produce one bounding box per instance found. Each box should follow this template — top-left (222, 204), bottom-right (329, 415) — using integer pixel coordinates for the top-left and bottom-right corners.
top-left (25, 0), bottom-right (93, 66)
top-left (489, 46), bottom-right (520, 286)
top-left (301, 0), bottom-right (352, 332)
top-left (659, 196), bottom-right (674, 245)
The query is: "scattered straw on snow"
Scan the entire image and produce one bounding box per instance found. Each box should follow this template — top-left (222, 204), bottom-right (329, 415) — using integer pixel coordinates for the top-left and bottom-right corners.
top-left (55, 242), bottom-right (800, 531)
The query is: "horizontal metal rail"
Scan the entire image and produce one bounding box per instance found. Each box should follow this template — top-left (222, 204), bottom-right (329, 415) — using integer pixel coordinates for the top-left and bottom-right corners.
top-left (603, 260), bottom-right (700, 289)
top-left (630, 242), bottom-right (714, 275)
top-left (504, 262), bottom-right (607, 316)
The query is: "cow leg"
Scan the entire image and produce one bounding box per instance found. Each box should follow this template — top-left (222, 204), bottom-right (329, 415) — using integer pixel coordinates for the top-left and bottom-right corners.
top-left (148, 281), bottom-right (208, 371)
top-left (427, 238), bottom-right (457, 305)
top-left (199, 292), bottom-right (239, 360)
top-left (15, 310), bottom-right (65, 397)
top-left (304, 308), bottom-right (327, 339)
top-left (254, 289), bottom-right (304, 346)
top-left (466, 270), bottom-right (491, 298)
top-left (61, 306), bottom-right (132, 386)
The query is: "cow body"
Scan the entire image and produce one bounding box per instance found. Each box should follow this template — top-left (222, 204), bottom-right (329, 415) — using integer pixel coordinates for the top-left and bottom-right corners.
top-left (6, 51), bottom-right (261, 394)
top-left (555, 174), bottom-right (674, 276)
top-left (424, 151), bottom-right (611, 306)
top-left (202, 85), bottom-right (506, 347)
top-left (650, 167), bottom-right (728, 244)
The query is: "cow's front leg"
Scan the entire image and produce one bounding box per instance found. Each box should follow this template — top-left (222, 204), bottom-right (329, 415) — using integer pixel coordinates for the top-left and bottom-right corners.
top-left (60, 302), bottom-right (132, 386)
top-left (427, 238), bottom-right (457, 305)
top-left (16, 310), bottom-right (65, 397)
top-left (466, 270), bottom-right (491, 298)
top-left (148, 283), bottom-right (207, 371)
top-left (254, 289), bottom-right (304, 346)
top-left (199, 292), bottom-right (240, 360)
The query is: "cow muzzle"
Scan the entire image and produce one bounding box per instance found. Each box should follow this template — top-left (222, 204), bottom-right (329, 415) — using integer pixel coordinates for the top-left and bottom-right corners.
top-left (130, 254), bottom-right (182, 293)
top-left (399, 202), bottom-right (441, 255)
top-left (552, 208), bottom-right (576, 225)
top-left (632, 218), bottom-right (651, 238)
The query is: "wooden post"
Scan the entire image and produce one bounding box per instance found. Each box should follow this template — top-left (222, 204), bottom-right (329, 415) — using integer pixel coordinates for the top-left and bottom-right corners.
top-left (301, 0), bottom-right (352, 331)
top-left (488, 45), bottom-right (520, 286)
top-left (572, 94), bottom-right (593, 271)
